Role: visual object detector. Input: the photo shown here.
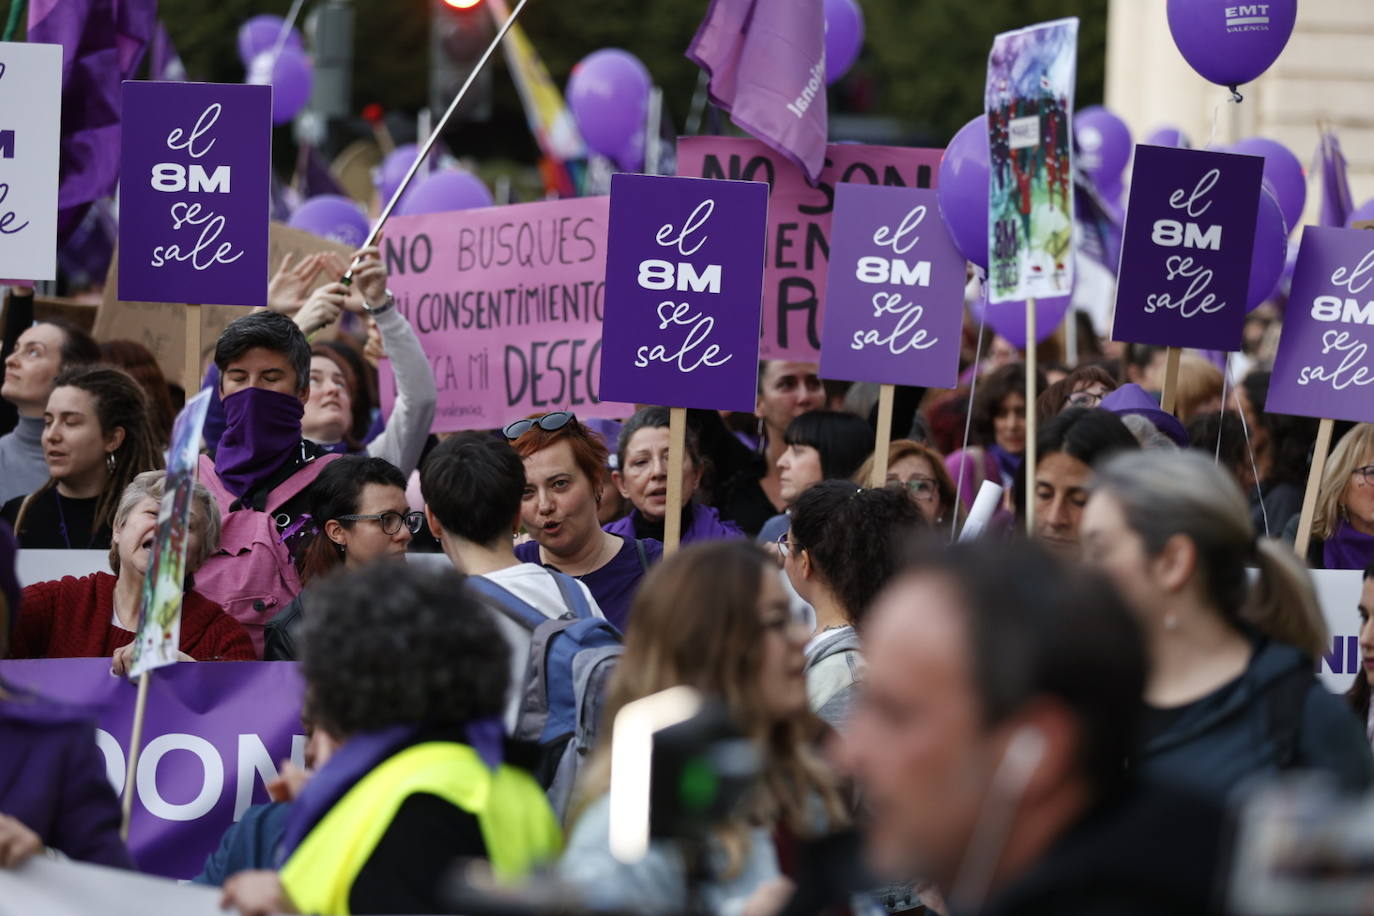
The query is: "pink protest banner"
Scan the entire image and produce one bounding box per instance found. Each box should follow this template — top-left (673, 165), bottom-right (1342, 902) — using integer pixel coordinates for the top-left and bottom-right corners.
top-left (379, 198), bottom-right (632, 431)
top-left (676, 137), bottom-right (943, 362)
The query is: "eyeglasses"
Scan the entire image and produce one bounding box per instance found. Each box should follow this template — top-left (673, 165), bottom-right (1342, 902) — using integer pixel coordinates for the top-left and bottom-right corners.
top-left (897, 477), bottom-right (938, 502)
top-left (1353, 465), bottom-right (1374, 487)
top-left (1064, 390), bottom-right (1106, 409)
top-left (503, 411), bottom-right (576, 441)
top-left (775, 529), bottom-right (794, 559)
top-left (337, 511), bottom-right (425, 536)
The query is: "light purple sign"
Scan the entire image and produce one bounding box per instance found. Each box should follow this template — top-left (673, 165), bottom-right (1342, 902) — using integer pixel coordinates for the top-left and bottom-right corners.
top-left (599, 173), bottom-right (768, 413)
top-left (819, 184), bottom-right (965, 388)
top-left (0, 658), bottom-right (304, 879)
top-left (1267, 226), bottom-right (1374, 422)
top-left (118, 81), bottom-right (271, 306)
top-left (1112, 144), bottom-right (1264, 350)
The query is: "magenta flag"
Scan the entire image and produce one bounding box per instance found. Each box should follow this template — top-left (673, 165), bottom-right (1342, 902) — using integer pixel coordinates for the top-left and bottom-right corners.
top-left (686, 0), bottom-right (827, 184)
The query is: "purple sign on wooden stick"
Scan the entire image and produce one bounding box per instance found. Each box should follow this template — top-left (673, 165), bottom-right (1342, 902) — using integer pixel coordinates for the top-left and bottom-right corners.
top-left (819, 184), bottom-right (966, 388)
top-left (118, 81), bottom-right (271, 306)
top-left (1112, 144), bottom-right (1264, 351)
top-left (1267, 226), bottom-right (1374, 422)
top-left (599, 173), bottom-right (768, 413)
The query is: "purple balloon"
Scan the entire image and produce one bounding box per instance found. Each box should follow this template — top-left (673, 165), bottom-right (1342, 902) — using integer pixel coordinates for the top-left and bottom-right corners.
top-left (1074, 106), bottom-right (1132, 185)
top-left (1145, 125), bottom-right (1191, 149)
top-left (376, 144), bottom-right (420, 205)
top-left (823, 0), bottom-right (864, 85)
top-left (937, 114), bottom-right (990, 268)
top-left (1229, 136), bottom-right (1305, 233)
top-left (248, 48), bottom-right (313, 125)
top-left (287, 195), bottom-right (369, 248)
top-left (1166, 0), bottom-right (1296, 88)
top-left (1347, 197), bottom-right (1374, 227)
top-left (970, 293), bottom-right (1073, 349)
top-left (567, 49), bottom-right (651, 164)
top-left (237, 15), bottom-right (303, 68)
top-left (396, 169), bottom-right (493, 216)
top-left (1247, 186), bottom-right (1288, 312)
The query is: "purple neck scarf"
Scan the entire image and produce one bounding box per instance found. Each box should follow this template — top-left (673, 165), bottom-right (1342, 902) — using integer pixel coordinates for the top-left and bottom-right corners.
top-left (987, 443), bottom-right (1022, 485)
top-left (276, 718), bottom-right (505, 865)
top-left (1324, 520), bottom-right (1374, 570)
top-left (215, 388), bottom-right (305, 499)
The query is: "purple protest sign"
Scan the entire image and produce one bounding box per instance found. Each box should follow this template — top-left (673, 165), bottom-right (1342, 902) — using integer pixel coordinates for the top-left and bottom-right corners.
top-left (598, 173), bottom-right (768, 413)
top-left (1112, 144), bottom-right (1264, 350)
top-left (819, 184), bottom-right (966, 388)
top-left (1267, 226), bottom-right (1374, 422)
top-left (118, 81), bottom-right (271, 306)
top-left (0, 658), bottom-right (303, 879)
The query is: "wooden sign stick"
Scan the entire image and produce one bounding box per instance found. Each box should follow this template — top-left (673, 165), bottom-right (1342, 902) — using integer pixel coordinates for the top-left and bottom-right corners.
top-left (119, 671), bottom-right (152, 840)
top-left (1159, 346), bottom-right (1182, 415)
top-left (663, 407), bottom-right (687, 556)
top-left (1024, 298), bottom-right (1037, 534)
top-left (1293, 417), bottom-right (1335, 560)
top-left (184, 303), bottom-right (202, 398)
top-left (870, 383), bottom-right (895, 488)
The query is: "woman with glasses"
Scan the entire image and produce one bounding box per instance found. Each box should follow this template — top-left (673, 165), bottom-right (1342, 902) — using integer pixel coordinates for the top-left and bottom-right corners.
top-left (1286, 424), bottom-right (1374, 569)
top-left (559, 541), bottom-right (848, 914)
top-left (507, 412), bottom-right (662, 632)
top-left (264, 456), bottom-right (422, 660)
top-left (783, 482), bottom-right (924, 729)
top-left (852, 439), bottom-right (961, 528)
top-left (1034, 365), bottom-right (1118, 422)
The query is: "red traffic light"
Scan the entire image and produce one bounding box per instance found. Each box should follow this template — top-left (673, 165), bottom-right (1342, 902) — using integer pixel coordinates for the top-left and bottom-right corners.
top-left (442, 0), bottom-right (483, 8)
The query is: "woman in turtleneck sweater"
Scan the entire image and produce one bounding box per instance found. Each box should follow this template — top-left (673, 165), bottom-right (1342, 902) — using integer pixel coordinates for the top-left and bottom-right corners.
top-left (1287, 423), bottom-right (1374, 569)
top-left (603, 407), bottom-right (743, 546)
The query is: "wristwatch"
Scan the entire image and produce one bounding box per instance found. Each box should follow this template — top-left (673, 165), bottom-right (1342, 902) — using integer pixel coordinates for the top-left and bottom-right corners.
top-left (363, 289), bottom-right (395, 317)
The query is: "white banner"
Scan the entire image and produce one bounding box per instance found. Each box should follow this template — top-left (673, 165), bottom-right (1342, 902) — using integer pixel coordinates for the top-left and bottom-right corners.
top-left (0, 856), bottom-right (223, 916)
top-left (0, 41), bottom-right (61, 281)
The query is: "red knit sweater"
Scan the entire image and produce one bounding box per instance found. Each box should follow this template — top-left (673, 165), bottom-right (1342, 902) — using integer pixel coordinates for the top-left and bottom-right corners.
top-left (11, 572), bottom-right (257, 661)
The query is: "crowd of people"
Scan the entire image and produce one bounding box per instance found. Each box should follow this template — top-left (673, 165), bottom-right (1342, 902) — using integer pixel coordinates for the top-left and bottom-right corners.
top-left (2, 253), bottom-right (1372, 915)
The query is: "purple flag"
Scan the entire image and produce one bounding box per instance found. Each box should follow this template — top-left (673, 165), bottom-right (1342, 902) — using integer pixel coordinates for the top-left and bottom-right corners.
top-left (1267, 226), bottom-right (1374, 423)
top-left (819, 184), bottom-right (966, 389)
top-left (599, 173), bottom-right (768, 413)
top-left (1318, 128), bottom-right (1354, 229)
top-left (0, 658), bottom-right (304, 880)
top-left (686, 0), bottom-right (827, 184)
top-left (29, 0), bottom-right (157, 241)
top-left (1111, 144), bottom-right (1265, 351)
top-left (118, 81), bottom-right (272, 306)
top-left (296, 144), bottom-right (346, 199)
top-left (1074, 163), bottom-right (1123, 274)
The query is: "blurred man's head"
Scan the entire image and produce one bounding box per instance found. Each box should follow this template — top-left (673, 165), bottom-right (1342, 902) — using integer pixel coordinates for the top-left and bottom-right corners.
top-left (844, 542), bottom-right (1145, 901)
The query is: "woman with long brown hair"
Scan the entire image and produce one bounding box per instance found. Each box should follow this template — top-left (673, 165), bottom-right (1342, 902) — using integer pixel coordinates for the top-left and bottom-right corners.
top-left (558, 540), bottom-right (848, 914)
top-left (1, 365), bottom-right (162, 549)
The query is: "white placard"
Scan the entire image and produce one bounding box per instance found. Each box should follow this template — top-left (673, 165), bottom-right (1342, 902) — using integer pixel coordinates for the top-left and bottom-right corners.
top-left (0, 856), bottom-right (224, 916)
top-left (0, 41), bottom-right (61, 281)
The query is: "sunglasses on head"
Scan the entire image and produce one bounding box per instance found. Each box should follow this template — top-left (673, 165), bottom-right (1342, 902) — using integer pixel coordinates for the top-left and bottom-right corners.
top-left (503, 411), bottom-right (577, 441)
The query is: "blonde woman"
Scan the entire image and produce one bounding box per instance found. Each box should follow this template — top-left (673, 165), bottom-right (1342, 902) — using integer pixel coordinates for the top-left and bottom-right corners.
top-left (1082, 450), bottom-right (1372, 797)
top-left (1285, 423), bottom-right (1374, 569)
top-left (558, 541), bottom-right (848, 915)
top-left (853, 439), bottom-right (961, 529)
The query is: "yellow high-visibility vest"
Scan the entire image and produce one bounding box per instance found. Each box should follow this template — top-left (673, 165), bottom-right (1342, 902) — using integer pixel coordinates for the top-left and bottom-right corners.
top-left (280, 741), bottom-right (562, 915)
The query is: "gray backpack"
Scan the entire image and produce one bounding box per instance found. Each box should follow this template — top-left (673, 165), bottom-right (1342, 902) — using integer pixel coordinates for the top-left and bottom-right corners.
top-left (466, 572), bottom-right (623, 820)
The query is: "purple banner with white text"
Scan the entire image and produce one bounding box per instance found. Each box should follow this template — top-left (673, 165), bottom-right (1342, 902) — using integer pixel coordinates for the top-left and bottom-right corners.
top-left (0, 658), bottom-right (304, 880)
top-left (819, 184), bottom-right (966, 388)
top-left (118, 81), bottom-right (271, 306)
top-left (1267, 226), bottom-right (1374, 421)
top-left (1112, 144), bottom-right (1264, 350)
top-left (599, 173), bottom-right (768, 413)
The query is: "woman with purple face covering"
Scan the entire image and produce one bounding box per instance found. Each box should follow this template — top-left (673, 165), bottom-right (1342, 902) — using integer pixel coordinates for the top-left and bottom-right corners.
top-left (0, 519), bottom-right (134, 870)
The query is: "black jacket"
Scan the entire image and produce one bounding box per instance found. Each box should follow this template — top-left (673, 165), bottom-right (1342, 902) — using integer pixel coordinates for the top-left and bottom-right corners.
top-left (1136, 635), bottom-right (1374, 798)
top-left (970, 784), bottom-right (1227, 916)
top-left (263, 593), bottom-right (305, 661)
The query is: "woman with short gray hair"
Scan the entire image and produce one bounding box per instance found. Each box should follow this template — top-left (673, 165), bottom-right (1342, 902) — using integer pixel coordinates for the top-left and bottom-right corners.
top-left (8, 470), bottom-right (254, 664)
